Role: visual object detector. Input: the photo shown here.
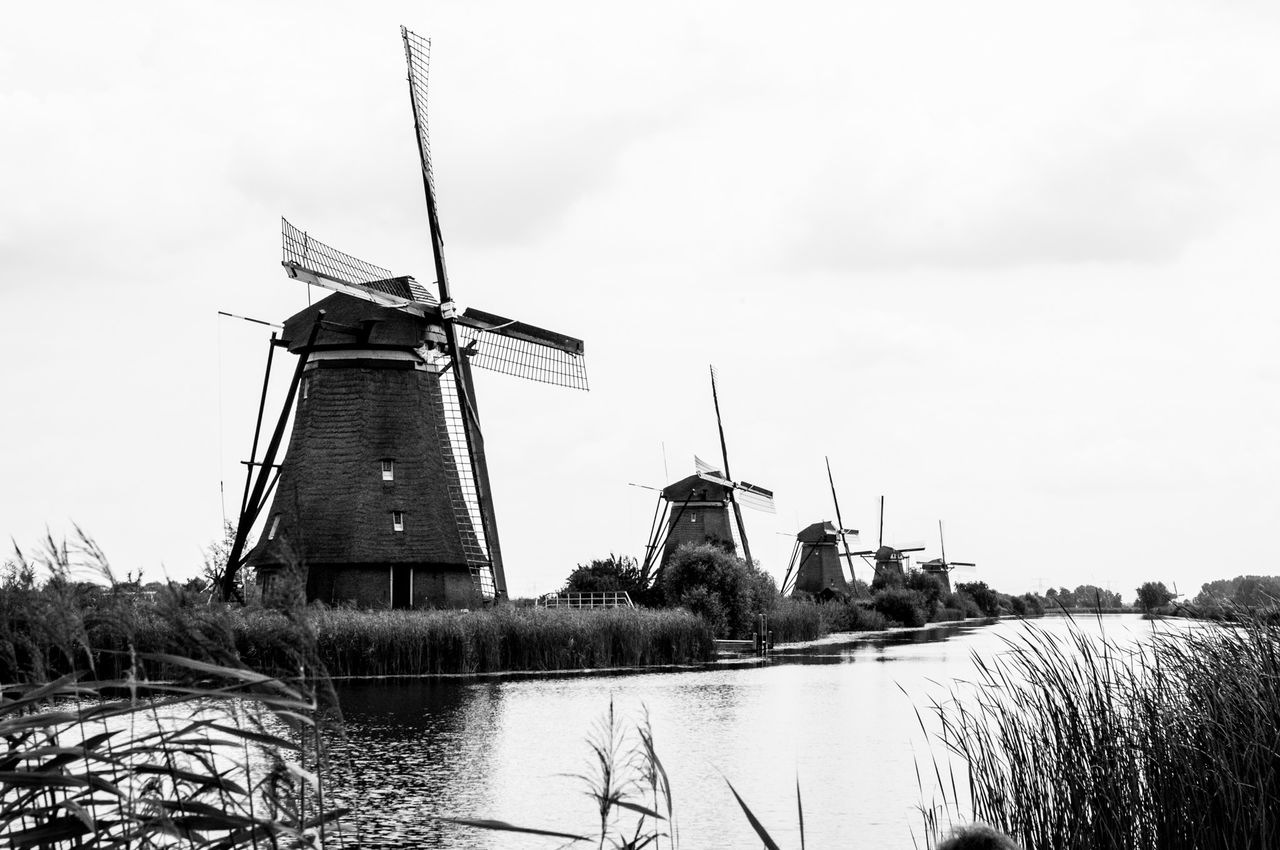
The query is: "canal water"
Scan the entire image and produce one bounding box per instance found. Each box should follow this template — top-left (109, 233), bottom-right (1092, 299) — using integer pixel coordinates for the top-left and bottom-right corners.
top-left (324, 614), bottom-right (1165, 848)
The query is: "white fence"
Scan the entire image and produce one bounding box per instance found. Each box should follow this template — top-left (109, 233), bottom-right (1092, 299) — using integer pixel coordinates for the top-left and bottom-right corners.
top-left (536, 591), bottom-right (635, 609)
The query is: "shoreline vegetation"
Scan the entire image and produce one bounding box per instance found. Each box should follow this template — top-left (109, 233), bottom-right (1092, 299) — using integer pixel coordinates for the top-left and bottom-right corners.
top-left (1, 535), bottom-right (1152, 682)
top-left (919, 611), bottom-right (1280, 849)
top-left (4, 531), bottom-right (1276, 848)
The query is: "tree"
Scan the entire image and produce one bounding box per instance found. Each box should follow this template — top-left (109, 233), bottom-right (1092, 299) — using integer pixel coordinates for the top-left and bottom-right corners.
top-left (956, 581), bottom-right (1002, 617)
top-left (204, 521), bottom-right (251, 601)
top-left (905, 570), bottom-right (945, 610)
top-left (561, 554), bottom-right (645, 599)
top-left (1135, 581), bottom-right (1175, 613)
top-left (1073, 584), bottom-right (1122, 610)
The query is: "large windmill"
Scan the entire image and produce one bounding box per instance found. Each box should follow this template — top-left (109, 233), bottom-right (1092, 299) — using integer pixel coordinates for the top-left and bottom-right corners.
top-left (918, 520), bottom-right (976, 594)
top-left (781, 457), bottom-right (860, 598)
top-left (638, 367), bottom-right (774, 585)
top-left (220, 28), bottom-right (588, 607)
top-left (848, 496), bottom-right (925, 587)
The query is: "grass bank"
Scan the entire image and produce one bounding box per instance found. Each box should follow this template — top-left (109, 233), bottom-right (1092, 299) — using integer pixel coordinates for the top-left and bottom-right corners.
top-left (0, 584), bottom-right (715, 681)
top-left (920, 614), bottom-right (1280, 849)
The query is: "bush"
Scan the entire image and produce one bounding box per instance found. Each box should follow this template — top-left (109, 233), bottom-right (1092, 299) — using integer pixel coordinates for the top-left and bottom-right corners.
top-left (818, 599), bottom-right (890, 633)
top-left (659, 543), bottom-right (776, 638)
top-left (872, 587), bottom-right (928, 627)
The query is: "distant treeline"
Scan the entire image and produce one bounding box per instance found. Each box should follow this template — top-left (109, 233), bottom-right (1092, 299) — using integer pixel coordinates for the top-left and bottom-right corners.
top-left (1191, 574), bottom-right (1280, 610)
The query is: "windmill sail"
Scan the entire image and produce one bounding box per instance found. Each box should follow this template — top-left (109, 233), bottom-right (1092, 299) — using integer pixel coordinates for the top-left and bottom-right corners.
top-left (736, 482), bottom-right (776, 513)
top-left (402, 27), bottom-right (439, 201)
top-left (456, 309), bottom-right (588, 389)
top-left (281, 219), bottom-right (436, 306)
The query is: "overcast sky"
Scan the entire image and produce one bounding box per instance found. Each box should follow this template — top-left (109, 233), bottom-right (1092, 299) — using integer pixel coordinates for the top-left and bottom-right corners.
top-left (3, 1), bottom-right (1278, 599)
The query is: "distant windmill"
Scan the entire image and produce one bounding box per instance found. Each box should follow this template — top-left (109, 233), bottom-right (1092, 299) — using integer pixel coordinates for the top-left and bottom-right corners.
top-left (222, 28), bottom-right (588, 607)
top-left (917, 520), bottom-right (976, 593)
top-left (638, 367), bottom-right (775, 586)
top-left (780, 457), bottom-right (860, 598)
top-left (848, 496), bottom-right (925, 586)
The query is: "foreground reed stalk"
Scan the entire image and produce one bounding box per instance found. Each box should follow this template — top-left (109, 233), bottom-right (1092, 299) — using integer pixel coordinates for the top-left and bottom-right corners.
top-left (1, 531), bottom-right (348, 848)
top-left (919, 614), bottom-right (1280, 850)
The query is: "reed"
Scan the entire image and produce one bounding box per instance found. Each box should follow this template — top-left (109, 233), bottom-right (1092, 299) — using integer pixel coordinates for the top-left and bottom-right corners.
top-left (307, 606), bottom-right (715, 676)
top-left (765, 599), bottom-right (825, 643)
top-left (0, 531), bottom-right (348, 848)
top-left (919, 613), bottom-right (1280, 850)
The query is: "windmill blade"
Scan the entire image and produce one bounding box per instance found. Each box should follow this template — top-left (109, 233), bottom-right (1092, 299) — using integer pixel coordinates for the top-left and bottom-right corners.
top-left (735, 481), bottom-right (776, 514)
top-left (710, 365), bottom-right (753, 567)
top-left (402, 27), bottom-right (439, 200)
top-left (694, 454), bottom-right (716, 474)
top-left (456, 309), bottom-right (588, 390)
top-left (897, 546), bottom-right (927, 554)
top-left (950, 562), bottom-right (977, 567)
top-left (697, 471), bottom-right (735, 489)
top-left (281, 219), bottom-right (437, 309)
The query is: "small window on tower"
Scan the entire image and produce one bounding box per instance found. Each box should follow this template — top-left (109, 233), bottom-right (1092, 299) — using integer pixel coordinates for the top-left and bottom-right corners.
top-left (689, 511), bottom-right (699, 524)
top-left (392, 511), bottom-right (405, 532)
top-left (302, 378), bottom-right (308, 400)
top-left (382, 460), bottom-right (395, 481)
top-left (268, 515), bottom-right (280, 540)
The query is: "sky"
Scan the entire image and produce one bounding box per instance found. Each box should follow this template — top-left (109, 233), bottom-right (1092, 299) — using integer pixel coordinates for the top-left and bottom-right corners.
top-left (2, 1), bottom-right (1278, 599)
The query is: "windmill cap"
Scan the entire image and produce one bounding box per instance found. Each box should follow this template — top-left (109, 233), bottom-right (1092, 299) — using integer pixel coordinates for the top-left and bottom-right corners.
top-left (661, 471), bottom-right (730, 502)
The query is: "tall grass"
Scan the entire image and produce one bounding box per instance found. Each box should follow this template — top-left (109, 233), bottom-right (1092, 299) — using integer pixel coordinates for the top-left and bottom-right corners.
top-left (309, 606), bottom-right (715, 676)
top-left (0, 530), bottom-right (348, 848)
top-left (919, 614), bottom-right (1280, 850)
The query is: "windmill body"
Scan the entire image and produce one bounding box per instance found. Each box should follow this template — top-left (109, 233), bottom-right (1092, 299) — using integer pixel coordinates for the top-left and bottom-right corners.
top-left (635, 370), bottom-right (775, 587)
top-left (654, 472), bottom-right (738, 570)
top-left (847, 497), bottom-right (924, 588)
top-left (918, 559), bottom-right (954, 593)
top-left (246, 293), bottom-right (487, 608)
top-left (916, 521), bottom-right (976, 595)
top-left (789, 521), bottom-right (852, 599)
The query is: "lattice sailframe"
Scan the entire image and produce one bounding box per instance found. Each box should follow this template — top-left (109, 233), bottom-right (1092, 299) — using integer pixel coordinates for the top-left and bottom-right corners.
top-left (402, 28), bottom-right (438, 200)
top-left (457, 324), bottom-right (589, 390)
top-left (425, 352), bottom-right (497, 599)
top-left (282, 218), bottom-right (436, 304)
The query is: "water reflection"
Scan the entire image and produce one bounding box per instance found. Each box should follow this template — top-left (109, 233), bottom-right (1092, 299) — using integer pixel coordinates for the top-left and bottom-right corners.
top-left (325, 615), bottom-right (1158, 849)
top-left (325, 680), bottom-right (506, 847)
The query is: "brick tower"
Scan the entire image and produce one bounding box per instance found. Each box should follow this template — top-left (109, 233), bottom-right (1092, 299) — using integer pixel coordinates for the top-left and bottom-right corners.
top-left (655, 471), bottom-right (738, 570)
top-left (789, 521), bottom-right (851, 598)
top-left (246, 293), bottom-right (483, 608)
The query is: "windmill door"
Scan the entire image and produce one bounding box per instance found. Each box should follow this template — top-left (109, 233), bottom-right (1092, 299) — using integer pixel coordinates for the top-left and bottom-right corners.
top-left (391, 566), bottom-right (412, 609)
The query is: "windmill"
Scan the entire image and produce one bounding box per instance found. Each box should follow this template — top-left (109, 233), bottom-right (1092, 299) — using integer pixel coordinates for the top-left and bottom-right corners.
top-left (848, 496), bottom-right (925, 587)
top-left (637, 367), bottom-right (775, 586)
top-left (220, 28), bottom-right (588, 607)
top-left (780, 458), bottom-right (860, 598)
top-left (917, 520), bottom-right (976, 594)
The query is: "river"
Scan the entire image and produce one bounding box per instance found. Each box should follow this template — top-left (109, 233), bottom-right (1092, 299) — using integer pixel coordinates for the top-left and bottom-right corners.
top-left (323, 613), bottom-right (1169, 848)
